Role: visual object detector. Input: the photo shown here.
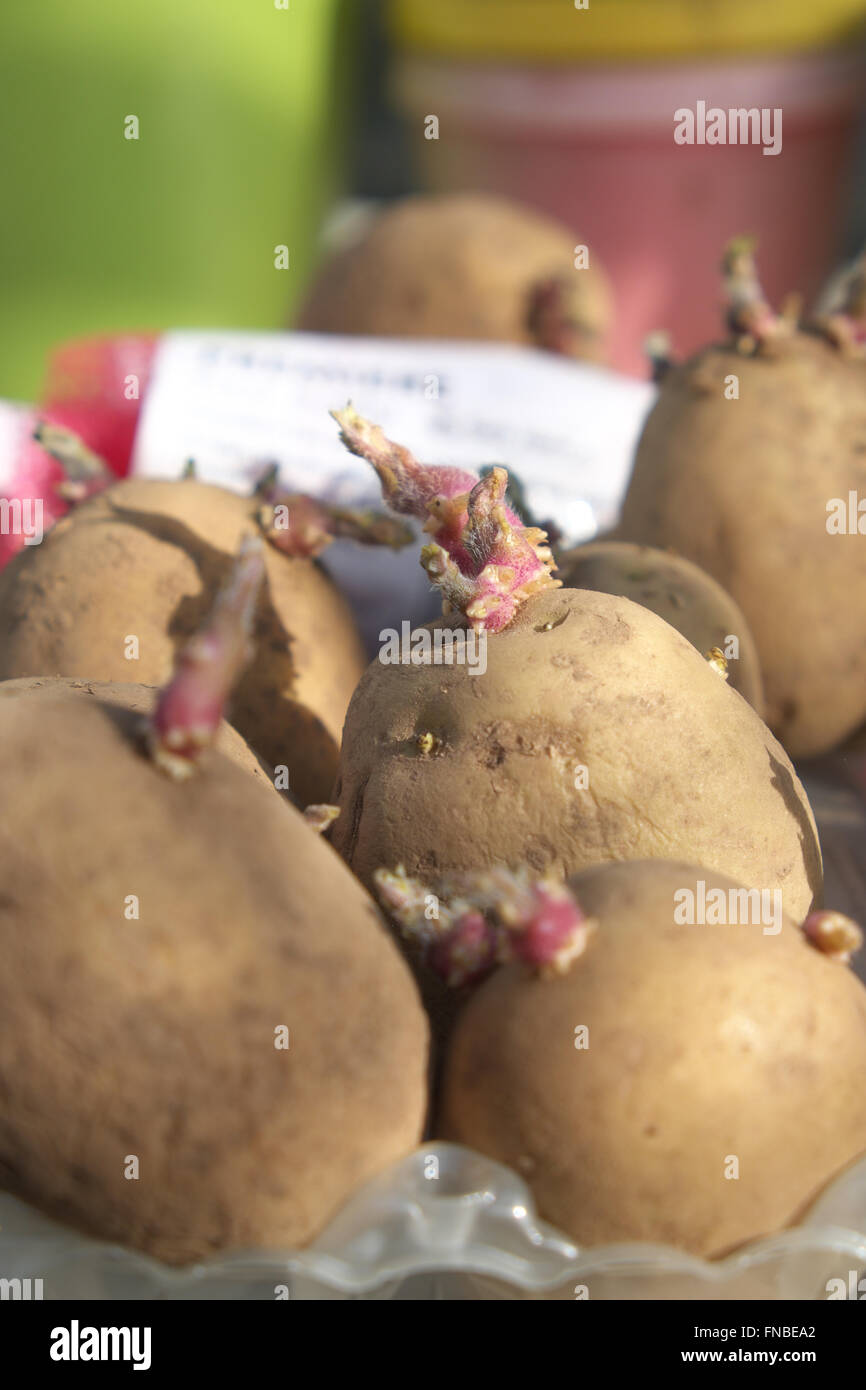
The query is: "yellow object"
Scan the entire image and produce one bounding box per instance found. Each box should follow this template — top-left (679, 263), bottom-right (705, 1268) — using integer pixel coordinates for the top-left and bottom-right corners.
top-left (390, 0), bottom-right (866, 63)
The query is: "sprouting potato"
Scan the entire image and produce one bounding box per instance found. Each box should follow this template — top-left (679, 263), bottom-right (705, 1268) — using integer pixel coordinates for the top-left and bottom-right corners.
top-left (298, 193), bottom-right (611, 362)
top-left (0, 579), bottom-right (427, 1266)
top-left (617, 239), bottom-right (866, 757)
top-left (327, 412), bottom-right (822, 932)
top-left (438, 859), bottom-right (866, 1256)
top-left (0, 476), bottom-right (367, 805)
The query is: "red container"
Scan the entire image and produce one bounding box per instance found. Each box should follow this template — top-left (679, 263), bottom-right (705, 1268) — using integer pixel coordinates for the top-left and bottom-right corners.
top-left (393, 48), bottom-right (866, 374)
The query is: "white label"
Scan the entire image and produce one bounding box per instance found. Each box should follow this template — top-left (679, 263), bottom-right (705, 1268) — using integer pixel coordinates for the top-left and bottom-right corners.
top-left (132, 331), bottom-right (655, 646)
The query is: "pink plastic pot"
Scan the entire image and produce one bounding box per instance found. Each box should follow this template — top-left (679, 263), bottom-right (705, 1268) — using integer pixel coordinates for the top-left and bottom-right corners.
top-left (394, 49), bottom-right (866, 374)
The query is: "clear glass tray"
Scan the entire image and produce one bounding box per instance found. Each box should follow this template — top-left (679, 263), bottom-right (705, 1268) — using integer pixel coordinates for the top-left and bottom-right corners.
top-left (1, 1142), bottom-right (865, 1301)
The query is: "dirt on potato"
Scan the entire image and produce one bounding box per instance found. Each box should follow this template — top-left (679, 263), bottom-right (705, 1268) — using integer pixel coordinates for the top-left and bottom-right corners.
top-left (332, 587), bottom-right (822, 929)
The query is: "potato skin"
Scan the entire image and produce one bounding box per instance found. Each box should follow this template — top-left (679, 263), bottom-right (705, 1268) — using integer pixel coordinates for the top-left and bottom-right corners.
top-left (438, 860), bottom-right (866, 1257)
top-left (0, 675), bottom-right (273, 784)
top-left (0, 478), bottom-right (366, 805)
top-left (617, 333), bottom-right (866, 757)
top-left (556, 541), bottom-right (764, 713)
top-left (0, 687), bottom-right (428, 1265)
top-left (332, 587), bottom-right (821, 925)
top-left (297, 193), bottom-right (611, 362)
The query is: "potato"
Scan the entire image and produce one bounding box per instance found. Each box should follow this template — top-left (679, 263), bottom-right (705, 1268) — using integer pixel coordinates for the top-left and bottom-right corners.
top-left (0, 477), bottom-right (366, 805)
top-left (0, 675), bottom-right (272, 784)
top-left (332, 587), bottom-right (822, 926)
top-left (555, 540), bottom-right (764, 711)
top-left (0, 682), bottom-right (428, 1265)
top-left (297, 193), bottom-right (611, 362)
top-left (438, 860), bottom-right (866, 1257)
top-left (617, 329), bottom-right (866, 758)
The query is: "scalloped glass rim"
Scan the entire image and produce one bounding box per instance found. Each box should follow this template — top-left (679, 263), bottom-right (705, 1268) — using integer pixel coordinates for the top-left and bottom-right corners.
top-left (2, 1143), bottom-right (866, 1300)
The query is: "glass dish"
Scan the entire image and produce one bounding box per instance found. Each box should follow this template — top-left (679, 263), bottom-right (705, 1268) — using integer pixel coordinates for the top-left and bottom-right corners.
top-left (1, 1142), bottom-right (865, 1301)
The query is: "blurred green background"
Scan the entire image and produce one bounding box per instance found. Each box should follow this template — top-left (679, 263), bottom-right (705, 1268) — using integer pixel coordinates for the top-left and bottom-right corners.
top-left (0, 0), bottom-right (352, 400)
